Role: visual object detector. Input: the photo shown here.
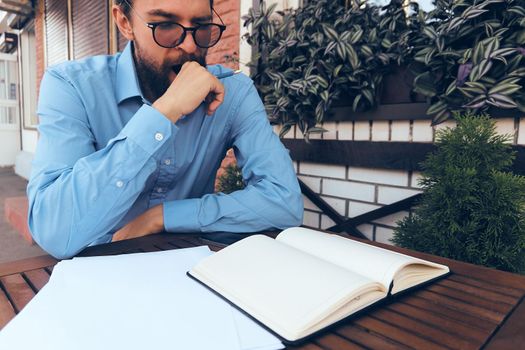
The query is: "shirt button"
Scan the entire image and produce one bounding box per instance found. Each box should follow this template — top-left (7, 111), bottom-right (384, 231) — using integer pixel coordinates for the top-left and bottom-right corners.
top-left (154, 132), bottom-right (164, 141)
top-left (116, 180), bottom-right (124, 188)
top-left (164, 159), bottom-right (171, 165)
top-left (156, 187), bottom-right (164, 193)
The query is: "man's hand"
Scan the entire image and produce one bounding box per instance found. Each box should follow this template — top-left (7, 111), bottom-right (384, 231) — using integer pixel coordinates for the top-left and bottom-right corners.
top-left (112, 205), bottom-right (164, 242)
top-left (153, 61), bottom-right (225, 123)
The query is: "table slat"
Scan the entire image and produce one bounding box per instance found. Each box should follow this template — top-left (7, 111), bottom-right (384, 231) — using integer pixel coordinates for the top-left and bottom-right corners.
top-left (447, 274), bottom-right (523, 298)
top-left (314, 333), bottom-right (366, 350)
top-left (414, 290), bottom-right (505, 323)
top-left (334, 324), bottom-right (411, 350)
top-left (288, 343), bottom-right (325, 350)
top-left (370, 307), bottom-right (479, 350)
top-left (401, 295), bottom-right (497, 332)
top-left (484, 297), bottom-right (525, 349)
top-left (353, 315), bottom-right (449, 350)
top-left (425, 284), bottom-right (514, 314)
top-left (385, 302), bottom-right (487, 343)
top-left (0, 288), bottom-right (15, 329)
top-left (438, 278), bottom-right (518, 305)
top-left (0, 274), bottom-right (35, 312)
top-left (0, 255), bottom-right (57, 277)
top-left (23, 268), bottom-right (51, 292)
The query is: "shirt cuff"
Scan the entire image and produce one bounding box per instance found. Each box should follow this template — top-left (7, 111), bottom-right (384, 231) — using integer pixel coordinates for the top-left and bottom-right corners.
top-left (119, 104), bottom-right (178, 157)
top-left (163, 199), bottom-right (201, 232)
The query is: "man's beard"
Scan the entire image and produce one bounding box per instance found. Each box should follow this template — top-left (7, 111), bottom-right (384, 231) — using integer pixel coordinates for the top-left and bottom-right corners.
top-left (133, 42), bottom-right (207, 102)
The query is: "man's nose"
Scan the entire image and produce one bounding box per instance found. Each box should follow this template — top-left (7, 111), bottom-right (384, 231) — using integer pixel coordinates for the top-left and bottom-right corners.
top-left (178, 31), bottom-right (198, 52)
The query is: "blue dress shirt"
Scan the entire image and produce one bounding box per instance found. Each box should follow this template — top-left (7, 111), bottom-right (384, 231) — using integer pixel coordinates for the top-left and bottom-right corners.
top-left (28, 42), bottom-right (303, 259)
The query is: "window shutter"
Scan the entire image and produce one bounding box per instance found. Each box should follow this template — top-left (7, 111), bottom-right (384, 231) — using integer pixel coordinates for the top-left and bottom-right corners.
top-left (71, 0), bottom-right (109, 59)
top-left (44, 0), bottom-right (68, 66)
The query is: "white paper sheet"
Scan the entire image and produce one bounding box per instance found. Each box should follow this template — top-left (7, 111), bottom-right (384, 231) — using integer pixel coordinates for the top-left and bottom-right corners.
top-left (0, 247), bottom-right (282, 350)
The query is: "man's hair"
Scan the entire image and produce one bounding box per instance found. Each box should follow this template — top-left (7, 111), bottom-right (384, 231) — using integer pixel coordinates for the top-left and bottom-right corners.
top-left (115, 0), bottom-right (215, 18)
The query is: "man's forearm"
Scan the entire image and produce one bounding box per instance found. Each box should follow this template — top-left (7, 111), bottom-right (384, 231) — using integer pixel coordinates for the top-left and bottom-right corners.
top-left (28, 106), bottom-right (175, 259)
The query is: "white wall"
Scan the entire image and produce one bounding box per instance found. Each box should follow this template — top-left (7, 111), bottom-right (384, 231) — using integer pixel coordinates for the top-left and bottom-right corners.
top-left (15, 128), bottom-right (37, 180)
top-left (275, 116), bottom-right (524, 245)
top-left (239, 0), bottom-right (300, 74)
top-left (21, 128), bottom-right (37, 153)
top-left (0, 128), bottom-right (20, 166)
top-left (239, 0), bottom-right (253, 75)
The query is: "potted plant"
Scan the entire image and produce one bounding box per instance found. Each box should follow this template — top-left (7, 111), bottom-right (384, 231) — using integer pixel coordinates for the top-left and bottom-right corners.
top-left (393, 113), bottom-right (525, 273)
top-left (410, 0), bottom-right (525, 124)
top-left (243, 0), bottom-right (422, 139)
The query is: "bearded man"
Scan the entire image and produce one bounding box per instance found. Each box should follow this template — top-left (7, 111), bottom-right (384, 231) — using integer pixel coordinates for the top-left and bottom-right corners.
top-left (27, 0), bottom-right (303, 259)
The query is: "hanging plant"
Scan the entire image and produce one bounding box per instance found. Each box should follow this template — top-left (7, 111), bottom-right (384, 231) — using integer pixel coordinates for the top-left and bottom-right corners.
top-left (410, 0), bottom-right (525, 124)
top-left (243, 0), bottom-right (420, 139)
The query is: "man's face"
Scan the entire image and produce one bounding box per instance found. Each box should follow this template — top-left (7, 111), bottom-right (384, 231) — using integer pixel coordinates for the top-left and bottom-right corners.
top-left (128, 0), bottom-right (211, 101)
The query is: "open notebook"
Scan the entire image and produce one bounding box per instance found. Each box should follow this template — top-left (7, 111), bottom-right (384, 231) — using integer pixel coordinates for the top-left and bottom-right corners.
top-left (188, 227), bottom-right (450, 344)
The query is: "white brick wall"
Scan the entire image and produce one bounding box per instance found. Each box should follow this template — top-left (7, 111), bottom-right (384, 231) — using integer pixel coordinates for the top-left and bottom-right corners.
top-left (287, 113), bottom-right (525, 246)
top-left (377, 186), bottom-right (421, 205)
top-left (373, 211), bottom-right (409, 226)
top-left (357, 224), bottom-right (374, 241)
top-left (371, 121), bottom-right (389, 141)
top-left (321, 215), bottom-right (336, 230)
top-left (495, 118), bottom-right (516, 144)
top-left (412, 120), bottom-right (433, 142)
top-left (518, 118), bottom-right (525, 145)
top-left (433, 120), bottom-right (456, 137)
top-left (284, 125), bottom-right (296, 139)
top-left (309, 131), bottom-right (322, 140)
top-left (338, 121), bottom-right (353, 140)
top-left (320, 195), bottom-right (346, 216)
top-left (411, 171), bottom-right (424, 189)
top-left (296, 160), bottom-right (420, 244)
top-left (300, 162), bottom-right (346, 179)
top-left (348, 201), bottom-right (381, 217)
top-left (375, 226), bottom-right (395, 244)
top-left (303, 196), bottom-right (319, 211)
top-left (303, 210), bottom-right (320, 228)
top-left (298, 175), bottom-right (321, 193)
top-left (391, 121), bottom-right (410, 141)
top-left (322, 179), bottom-right (376, 202)
top-left (322, 122), bottom-right (337, 140)
top-left (348, 167), bottom-right (408, 187)
top-left (354, 121), bottom-right (370, 140)
top-left (287, 116), bottom-right (525, 145)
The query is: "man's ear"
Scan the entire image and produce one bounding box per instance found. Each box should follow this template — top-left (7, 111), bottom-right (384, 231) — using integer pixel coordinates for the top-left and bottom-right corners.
top-left (112, 5), bottom-right (134, 41)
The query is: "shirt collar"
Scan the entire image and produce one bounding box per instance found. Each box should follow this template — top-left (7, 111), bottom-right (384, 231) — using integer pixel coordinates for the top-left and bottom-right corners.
top-left (116, 41), bottom-right (143, 104)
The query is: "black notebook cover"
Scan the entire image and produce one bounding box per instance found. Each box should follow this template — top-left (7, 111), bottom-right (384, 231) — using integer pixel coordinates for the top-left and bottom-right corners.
top-left (186, 269), bottom-right (451, 346)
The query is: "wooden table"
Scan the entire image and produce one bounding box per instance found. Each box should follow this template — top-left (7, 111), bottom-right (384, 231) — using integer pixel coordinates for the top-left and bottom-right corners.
top-left (0, 233), bottom-right (524, 349)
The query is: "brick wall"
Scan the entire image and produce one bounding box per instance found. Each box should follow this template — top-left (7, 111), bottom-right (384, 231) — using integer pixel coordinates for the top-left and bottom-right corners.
top-left (35, 0), bottom-right (45, 97)
top-left (276, 115), bottom-right (525, 244)
top-left (206, 0), bottom-right (240, 69)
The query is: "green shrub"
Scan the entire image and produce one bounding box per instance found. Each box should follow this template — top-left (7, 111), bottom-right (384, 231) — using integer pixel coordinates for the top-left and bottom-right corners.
top-left (393, 113), bottom-right (525, 273)
top-left (217, 164), bottom-right (245, 194)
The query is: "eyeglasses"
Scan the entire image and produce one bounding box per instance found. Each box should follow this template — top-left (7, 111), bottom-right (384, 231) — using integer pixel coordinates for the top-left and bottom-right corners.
top-left (121, 0), bottom-right (227, 48)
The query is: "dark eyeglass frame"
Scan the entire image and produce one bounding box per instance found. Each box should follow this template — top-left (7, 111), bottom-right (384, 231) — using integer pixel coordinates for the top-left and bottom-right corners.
top-left (121, 0), bottom-right (227, 49)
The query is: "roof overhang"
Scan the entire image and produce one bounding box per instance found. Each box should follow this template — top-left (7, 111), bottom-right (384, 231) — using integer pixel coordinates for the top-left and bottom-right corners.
top-left (0, 0), bottom-right (32, 17)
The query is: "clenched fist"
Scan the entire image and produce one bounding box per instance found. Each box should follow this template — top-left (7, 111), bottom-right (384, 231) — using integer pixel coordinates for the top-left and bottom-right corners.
top-left (152, 61), bottom-right (225, 123)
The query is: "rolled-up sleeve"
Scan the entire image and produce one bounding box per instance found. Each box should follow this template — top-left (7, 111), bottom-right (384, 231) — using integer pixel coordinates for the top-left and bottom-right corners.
top-left (28, 68), bottom-right (175, 259)
top-left (163, 79), bottom-right (303, 232)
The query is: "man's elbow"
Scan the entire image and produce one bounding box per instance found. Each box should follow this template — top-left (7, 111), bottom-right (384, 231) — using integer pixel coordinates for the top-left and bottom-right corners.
top-left (28, 216), bottom-right (76, 260)
top-left (290, 192), bottom-right (304, 226)
top-left (280, 189), bottom-right (304, 228)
